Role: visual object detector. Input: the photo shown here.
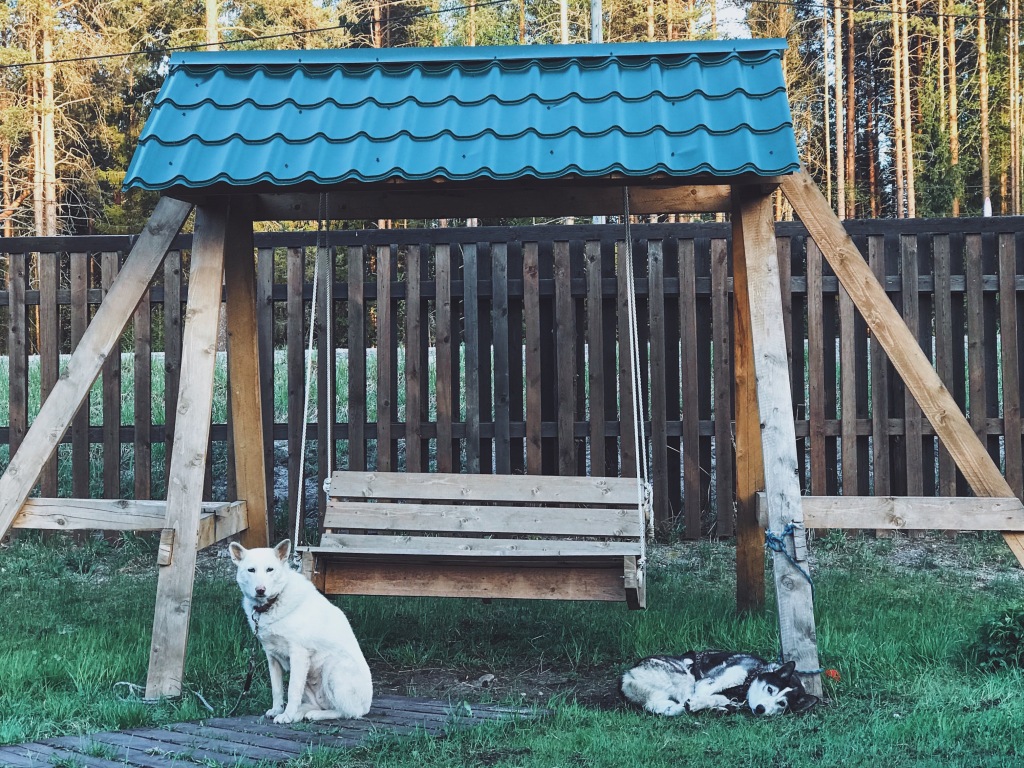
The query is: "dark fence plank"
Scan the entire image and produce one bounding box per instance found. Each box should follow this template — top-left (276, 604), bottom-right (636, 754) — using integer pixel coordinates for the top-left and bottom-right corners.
top-left (347, 246), bottom-right (367, 472)
top-left (1000, 233), bottom-right (1023, 497)
top-left (286, 247), bottom-right (304, 536)
top-left (492, 243), bottom-right (511, 474)
top-left (463, 243), bottom-right (481, 474)
top-left (7, 252), bottom-right (27, 460)
top-left (648, 240), bottom-right (668, 527)
top-left (70, 251), bottom-right (90, 497)
top-left (38, 252), bottom-right (60, 497)
top-left (101, 252), bottom-right (122, 499)
top-left (434, 244), bottom-right (453, 472)
top-left (405, 245), bottom-right (425, 472)
top-left (524, 242), bottom-right (542, 475)
top-left (711, 237), bottom-right (734, 536)
top-left (554, 240), bottom-right (575, 476)
top-left (678, 238), bottom-right (701, 538)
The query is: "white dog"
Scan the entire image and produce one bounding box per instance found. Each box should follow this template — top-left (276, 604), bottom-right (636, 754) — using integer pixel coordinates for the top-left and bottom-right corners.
top-left (228, 539), bottom-right (373, 722)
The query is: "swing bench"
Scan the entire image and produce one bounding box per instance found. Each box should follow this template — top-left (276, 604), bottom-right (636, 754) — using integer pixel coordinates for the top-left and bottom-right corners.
top-left (299, 470), bottom-right (651, 609)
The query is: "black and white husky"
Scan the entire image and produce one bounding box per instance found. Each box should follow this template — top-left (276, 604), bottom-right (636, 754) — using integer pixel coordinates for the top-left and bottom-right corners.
top-left (619, 651), bottom-right (819, 716)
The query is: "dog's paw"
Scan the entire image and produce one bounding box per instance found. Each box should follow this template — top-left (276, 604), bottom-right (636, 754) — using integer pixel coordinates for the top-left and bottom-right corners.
top-left (273, 713), bottom-right (297, 724)
top-left (648, 699), bottom-right (687, 717)
top-left (265, 706), bottom-right (285, 718)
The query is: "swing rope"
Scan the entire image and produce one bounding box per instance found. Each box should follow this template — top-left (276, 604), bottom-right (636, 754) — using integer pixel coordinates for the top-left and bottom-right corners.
top-left (291, 193), bottom-right (331, 560)
top-left (622, 187), bottom-right (651, 564)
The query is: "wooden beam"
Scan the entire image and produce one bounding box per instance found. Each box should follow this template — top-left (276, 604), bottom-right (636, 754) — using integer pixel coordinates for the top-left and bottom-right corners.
top-left (0, 197), bottom-right (193, 541)
top-left (780, 170), bottom-right (1024, 566)
top-left (223, 207), bottom-right (270, 548)
top-left (309, 558), bottom-right (631, 602)
top-left (145, 203), bottom-right (229, 701)
top-left (13, 497), bottom-right (247, 538)
top-left (236, 184), bottom-right (738, 221)
top-left (731, 192), bottom-right (767, 613)
top-left (736, 187), bottom-right (821, 697)
top-left (756, 493), bottom-right (1024, 531)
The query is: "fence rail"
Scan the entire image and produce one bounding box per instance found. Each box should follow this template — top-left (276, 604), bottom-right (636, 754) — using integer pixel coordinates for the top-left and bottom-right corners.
top-left (2, 217), bottom-right (1023, 539)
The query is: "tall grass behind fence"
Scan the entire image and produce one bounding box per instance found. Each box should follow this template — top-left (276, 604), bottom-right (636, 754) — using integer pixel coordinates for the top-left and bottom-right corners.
top-left (1, 219), bottom-right (1023, 540)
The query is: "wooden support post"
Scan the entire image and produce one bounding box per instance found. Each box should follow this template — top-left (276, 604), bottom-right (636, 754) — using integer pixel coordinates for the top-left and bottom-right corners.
top-left (145, 204), bottom-right (229, 700)
top-left (224, 209), bottom-right (269, 548)
top-left (781, 171), bottom-right (1024, 565)
top-left (731, 193), bottom-right (766, 613)
top-left (0, 197), bottom-right (192, 540)
top-left (736, 187), bottom-right (822, 696)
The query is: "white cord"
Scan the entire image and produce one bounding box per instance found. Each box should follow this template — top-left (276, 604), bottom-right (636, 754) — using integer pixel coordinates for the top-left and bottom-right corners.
top-left (622, 188), bottom-right (651, 562)
top-left (292, 194), bottom-right (329, 557)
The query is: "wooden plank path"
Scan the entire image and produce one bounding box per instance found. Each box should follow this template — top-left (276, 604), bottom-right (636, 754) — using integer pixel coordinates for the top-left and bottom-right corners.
top-left (0, 696), bottom-right (541, 768)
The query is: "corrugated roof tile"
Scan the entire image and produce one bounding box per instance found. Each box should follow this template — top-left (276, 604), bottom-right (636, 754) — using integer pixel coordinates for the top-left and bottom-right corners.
top-left (124, 40), bottom-right (800, 191)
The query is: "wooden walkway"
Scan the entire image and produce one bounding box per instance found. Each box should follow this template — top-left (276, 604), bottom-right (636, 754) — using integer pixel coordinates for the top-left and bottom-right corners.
top-left (0, 696), bottom-right (540, 767)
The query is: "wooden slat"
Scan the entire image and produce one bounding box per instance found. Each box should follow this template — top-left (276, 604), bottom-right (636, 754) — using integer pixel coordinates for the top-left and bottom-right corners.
top-left (315, 532), bottom-right (641, 558)
top-left (757, 493), bottom-right (1024, 531)
top-left (285, 247), bottom-right (304, 537)
top-left (323, 501), bottom-right (642, 537)
top-left (38, 251), bottom-right (60, 497)
top-left (70, 251), bottom-right (90, 498)
top-left (868, 234), bottom-right (891, 498)
top-left (782, 172), bottom-right (1024, 565)
top-left (617, 240), bottom-right (638, 479)
top-left (224, 210), bottom-right (269, 548)
top-left (377, 244), bottom-right (395, 471)
top-left (999, 233), bottom-right (1023, 497)
top-left (966, 234), bottom-right (987, 442)
top-left (710, 237), bottom-right (733, 536)
top-left (145, 202), bottom-right (229, 700)
top-left (0, 198), bottom-right (192, 541)
top-left (678, 238), bottom-right (701, 538)
top-left (15, 497), bottom-right (245, 534)
top-left (585, 240), bottom-right (606, 476)
top-left (736, 186), bottom-right (821, 696)
top-left (405, 245), bottom-right (425, 472)
top-left (256, 246), bottom-right (275, 518)
top-left (807, 238), bottom-right (827, 494)
top-left (554, 240), bottom-right (576, 475)
top-left (133, 262), bottom-right (152, 501)
top-left (329, 470), bottom-right (640, 505)
top-left (902, 235), bottom-right (924, 501)
top-left (463, 243), bottom-right (481, 473)
top-left (317, 243), bottom-right (335, 504)
top-left (348, 245), bottom-right (367, 470)
top-left (932, 234), bottom-right (958, 496)
top-left (492, 243), bottom-right (511, 474)
top-left (163, 249), bottom-right (183, 488)
top-left (477, 243), bottom-right (495, 473)
top-left (101, 251), bottom-right (122, 499)
top-left (648, 240), bottom-right (669, 527)
top-left (314, 558), bottom-right (632, 601)
top-left (524, 242), bottom-right (542, 474)
top-left (839, 281), bottom-right (858, 495)
top-left (434, 244), bottom-right (453, 471)
top-left (7, 252), bottom-right (27, 459)
top-left (731, 193), bottom-right (766, 613)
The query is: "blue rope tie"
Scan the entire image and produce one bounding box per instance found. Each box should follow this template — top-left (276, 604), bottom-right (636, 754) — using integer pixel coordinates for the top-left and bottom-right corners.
top-left (764, 523), bottom-right (815, 596)
top-left (765, 523), bottom-right (823, 677)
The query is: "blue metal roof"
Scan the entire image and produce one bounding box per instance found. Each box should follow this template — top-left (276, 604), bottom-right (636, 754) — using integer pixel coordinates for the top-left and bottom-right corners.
top-left (123, 40), bottom-right (799, 191)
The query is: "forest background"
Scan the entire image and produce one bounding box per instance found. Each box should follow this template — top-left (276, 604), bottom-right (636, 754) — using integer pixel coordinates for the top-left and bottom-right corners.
top-left (0, 0), bottom-right (1022, 237)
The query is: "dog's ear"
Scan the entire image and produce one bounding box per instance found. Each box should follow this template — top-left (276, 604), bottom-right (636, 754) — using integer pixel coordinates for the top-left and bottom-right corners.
top-left (274, 539), bottom-right (292, 562)
top-left (228, 541), bottom-right (246, 563)
top-left (776, 661), bottom-right (798, 680)
top-left (789, 693), bottom-right (819, 714)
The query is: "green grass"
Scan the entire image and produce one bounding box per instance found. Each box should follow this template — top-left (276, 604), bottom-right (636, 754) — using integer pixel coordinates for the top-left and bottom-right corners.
top-left (3, 533), bottom-right (1024, 766)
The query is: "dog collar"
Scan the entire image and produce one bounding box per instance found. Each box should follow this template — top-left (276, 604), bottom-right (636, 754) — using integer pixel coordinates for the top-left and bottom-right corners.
top-left (253, 597), bottom-right (278, 614)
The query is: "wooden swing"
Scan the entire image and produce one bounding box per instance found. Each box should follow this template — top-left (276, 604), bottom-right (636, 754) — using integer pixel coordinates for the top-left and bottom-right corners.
top-left (290, 200), bottom-right (652, 608)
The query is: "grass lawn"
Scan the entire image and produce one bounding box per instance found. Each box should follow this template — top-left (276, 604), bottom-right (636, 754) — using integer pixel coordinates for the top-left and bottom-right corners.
top-left (2, 532), bottom-right (1024, 767)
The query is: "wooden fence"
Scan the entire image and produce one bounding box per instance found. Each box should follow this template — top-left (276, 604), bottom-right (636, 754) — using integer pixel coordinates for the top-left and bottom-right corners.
top-left (2, 217), bottom-right (1023, 540)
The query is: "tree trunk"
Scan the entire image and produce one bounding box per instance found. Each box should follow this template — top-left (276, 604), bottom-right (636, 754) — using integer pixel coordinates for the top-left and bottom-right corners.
top-left (647, 0), bottom-right (655, 40)
top-left (1010, 0), bottom-right (1021, 214)
top-left (900, 0), bottom-right (915, 217)
top-left (2, 142), bottom-right (12, 237)
top-left (948, 0), bottom-right (960, 215)
top-left (891, 0), bottom-right (905, 217)
top-left (206, 0), bottom-right (218, 49)
top-left (868, 77), bottom-right (880, 217)
top-left (42, 19), bottom-right (57, 236)
top-left (822, 12), bottom-right (833, 211)
top-left (978, 0), bottom-right (990, 214)
top-left (845, 1), bottom-right (856, 218)
top-left (834, 0), bottom-right (845, 219)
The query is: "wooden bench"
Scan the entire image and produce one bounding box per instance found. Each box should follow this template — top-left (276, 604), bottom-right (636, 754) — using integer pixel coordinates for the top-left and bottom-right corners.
top-left (300, 471), bottom-right (650, 609)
